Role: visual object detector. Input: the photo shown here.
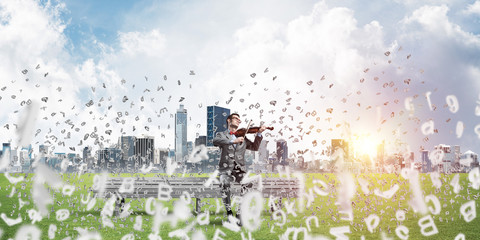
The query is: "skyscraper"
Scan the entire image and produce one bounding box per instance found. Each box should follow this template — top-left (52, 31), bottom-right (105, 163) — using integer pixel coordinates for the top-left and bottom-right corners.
top-left (276, 139), bottom-right (288, 165)
top-left (175, 104), bottom-right (188, 162)
top-left (377, 140), bottom-right (385, 165)
top-left (332, 139), bottom-right (349, 161)
top-left (2, 143), bottom-right (11, 165)
top-left (135, 136), bottom-right (155, 168)
top-left (258, 140), bottom-right (269, 163)
top-left (154, 148), bottom-right (169, 172)
top-left (422, 150), bottom-right (432, 173)
top-left (83, 146), bottom-right (93, 169)
top-left (207, 106), bottom-right (230, 147)
top-left (98, 148), bottom-right (121, 172)
top-left (119, 136), bottom-right (135, 171)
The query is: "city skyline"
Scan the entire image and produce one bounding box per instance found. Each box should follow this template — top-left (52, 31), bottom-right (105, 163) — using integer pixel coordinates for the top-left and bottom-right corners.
top-left (3, 100), bottom-right (480, 164)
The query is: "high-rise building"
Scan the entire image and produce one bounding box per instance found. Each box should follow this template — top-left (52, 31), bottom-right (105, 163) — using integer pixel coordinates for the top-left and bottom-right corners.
top-left (2, 143), bottom-right (11, 165)
top-left (332, 139), bottom-right (349, 160)
top-left (18, 148), bottom-right (30, 172)
top-left (119, 136), bottom-right (135, 171)
top-left (83, 147), bottom-right (91, 161)
top-left (169, 149), bottom-right (175, 160)
top-left (49, 153), bottom-right (66, 171)
top-left (207, 106), bottom-right (230, 147)
top-left (406, 152), bottom-right (414, 168)
top-left (454, 145), bottom-right (461, 165)
top-left (421, 150), bottom-right (432, 173)
top-left (187, 141), bottom-right (193, 157)
top-left (377, 140), bottom-right (385, 165)
top-left (21, 144), bottom-right (32, 160)
top-left (175, 104), bottom-right (188, 162)
top-left (434, 144), bottom-right (454, 173)
top-left (83, 146), bottom-right (93, 169)
top-left (276, 139), bottom-right (288, 165)
top-left (97, 148), bottom-right (122, 171)
top-left (154, 148), bottom-right (169, 172)
top-left (258, 140), bottom-right (269, 163)
top-left (135, 136), bottom-right (155, 168)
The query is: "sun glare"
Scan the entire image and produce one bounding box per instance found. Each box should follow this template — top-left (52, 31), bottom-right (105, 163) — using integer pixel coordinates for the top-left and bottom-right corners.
top-left (352, 134), bottom-right (381, 159)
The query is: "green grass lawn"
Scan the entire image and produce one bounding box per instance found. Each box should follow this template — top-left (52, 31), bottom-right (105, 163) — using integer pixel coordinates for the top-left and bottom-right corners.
top-left (0, 171), bottom-right (479, 239)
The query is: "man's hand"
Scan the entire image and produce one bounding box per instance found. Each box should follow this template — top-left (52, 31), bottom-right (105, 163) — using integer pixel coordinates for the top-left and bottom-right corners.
top-left (233, 137), bottom-right (244, 144)
top-left (258, 125), bottom-right (267, 133)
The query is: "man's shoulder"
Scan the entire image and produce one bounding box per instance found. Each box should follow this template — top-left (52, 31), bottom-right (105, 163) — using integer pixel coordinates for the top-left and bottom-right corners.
top-left (215, 130), bottom-right (228, 137)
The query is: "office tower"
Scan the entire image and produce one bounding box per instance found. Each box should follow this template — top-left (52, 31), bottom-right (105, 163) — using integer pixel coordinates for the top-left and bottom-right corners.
top-left (406, 152), bottom-right (414, 168)
top-left (206, 106), bottom-right (230, 146)
top-left (195, 135), bottom-right (206, 147)
top-left (83, 146), bottom-right (94, 170)
top-left (83, 146), bottom-right (91, 161)
top-left (187, 141), bottom-right (193, 156)
top-left (2, 143), bottom-right (11, 165)
top-left (169, 150), bottom-right (175, 160)
top-left (18, 148), bottom-right (30, 172)
top-left (377, 140), bottom-right (385, 165)
top-left (258, 140), bottom-right (269, 163)
top-left (454, 145), bottom-right (461, 165)
top-left (175, 104), bottom-right (188, 162)
top-left (276, 139), bottom-right (288, 165)
top-left (154, 148), bottom-right (169, 172)
top-left (135, 136), bottom-right (155, 168)
top-left (422, 150), bottom-right (432, 173)
top-left (434, 144), bottom-right (453, 173)
top-left (21, 144), bottom-right (32, 159)
top-left (98, 148), bottom-right (121, 172)
top-left (49, 153), bottom-right (66, 171)
top-left (119, 136), bottom-right (135, 171)
top-left (332, 139), bottom-right (349, 160)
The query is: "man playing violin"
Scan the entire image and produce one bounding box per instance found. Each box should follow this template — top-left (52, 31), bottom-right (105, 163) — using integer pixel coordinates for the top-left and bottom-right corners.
top-left (213, 113), bottom-right (266, 225)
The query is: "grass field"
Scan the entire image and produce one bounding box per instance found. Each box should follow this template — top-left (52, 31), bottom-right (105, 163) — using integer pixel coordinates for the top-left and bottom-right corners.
top-left (0, 171), bottom-right (479, 239)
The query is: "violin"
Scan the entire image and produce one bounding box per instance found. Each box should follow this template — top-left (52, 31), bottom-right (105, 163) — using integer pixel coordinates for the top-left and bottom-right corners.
top-left (233, 126), bottom-right (274, 137)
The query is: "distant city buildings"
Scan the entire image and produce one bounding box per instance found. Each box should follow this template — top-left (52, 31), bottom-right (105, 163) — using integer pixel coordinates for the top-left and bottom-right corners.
top-left (3, 101), bottom-right (480, 174)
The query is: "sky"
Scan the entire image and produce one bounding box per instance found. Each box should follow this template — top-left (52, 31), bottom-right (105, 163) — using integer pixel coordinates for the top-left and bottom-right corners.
top-left (1, 0), bottom-right (480, 161)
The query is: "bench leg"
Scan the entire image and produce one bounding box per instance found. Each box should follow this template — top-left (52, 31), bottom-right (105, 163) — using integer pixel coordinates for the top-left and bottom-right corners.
top-left (196, 198), bottom-right (201, 213)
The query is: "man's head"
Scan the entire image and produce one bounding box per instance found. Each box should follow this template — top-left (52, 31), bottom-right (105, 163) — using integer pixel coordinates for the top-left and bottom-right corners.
top-left (226, 113), bottom-right (241, 129)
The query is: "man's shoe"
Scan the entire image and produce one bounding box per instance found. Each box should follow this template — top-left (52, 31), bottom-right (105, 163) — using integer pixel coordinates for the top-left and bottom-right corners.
top-left (236, 214), bottom-right (242, 227)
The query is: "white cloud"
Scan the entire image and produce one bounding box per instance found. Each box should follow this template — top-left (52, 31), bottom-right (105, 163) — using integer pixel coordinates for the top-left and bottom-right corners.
top-left (463, 0), bottom-right (480, 15)
top-left (403, 5), bottom-right (480, 45)
top-left (118, 29), bottom-right (166, 57)
top-left (0, 0), bottom-right (126, 153)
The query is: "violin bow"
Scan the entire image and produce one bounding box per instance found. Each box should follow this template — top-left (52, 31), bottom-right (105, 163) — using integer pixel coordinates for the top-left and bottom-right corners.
top-left (243, 120), bottom-right (253, 137)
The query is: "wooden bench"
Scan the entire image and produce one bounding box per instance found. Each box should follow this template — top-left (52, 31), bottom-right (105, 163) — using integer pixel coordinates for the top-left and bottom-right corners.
top-left (94, 176), bottom-right (300, 213)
